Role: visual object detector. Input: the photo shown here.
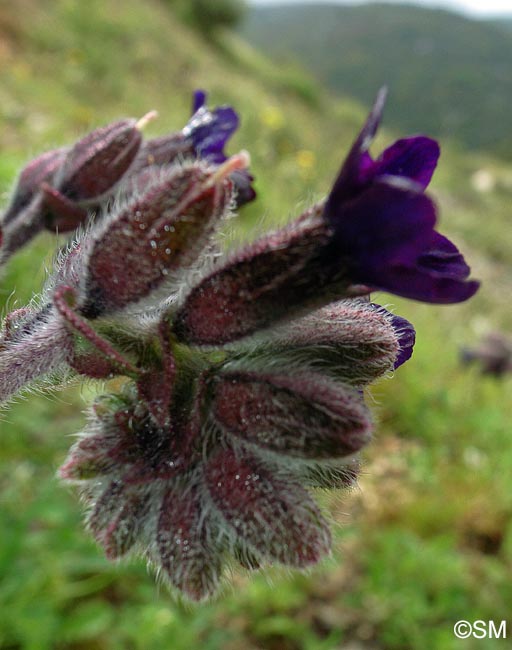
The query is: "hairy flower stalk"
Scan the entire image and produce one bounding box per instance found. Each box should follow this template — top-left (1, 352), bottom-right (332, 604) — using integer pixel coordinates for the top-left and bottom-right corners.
top-left (0, 307), bottom-right (73, 402)
top-left (0, 89), bottom-right (478, 601)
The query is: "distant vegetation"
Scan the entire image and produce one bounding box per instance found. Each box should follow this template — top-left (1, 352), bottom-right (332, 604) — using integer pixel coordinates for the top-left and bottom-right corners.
top-left (241, 2), bottom-right (512, 159)
top-left (489, 16), bottom-right (512, 32)
top-left (164, 0), bottom-right (247, 35)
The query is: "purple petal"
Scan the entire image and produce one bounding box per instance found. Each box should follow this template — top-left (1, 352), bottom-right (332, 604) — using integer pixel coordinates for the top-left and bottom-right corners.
top-left (327, 179), bottom-right (479, 303)
top-left (328, 87), bottom-right (387, 203)
top-left (229, 169), bottom-right (257, 206)
top-left (386, 311), bottom-right (416, 368)
top-left (367, 136), bottom-right (440, 190)
top-left (417, 232), bottom-right (470, 279)
top-left (329, 179), bottom-right (437, 270)
top-left (192, 89), bottom-right (207, 114)
top-left (326, 92), bottom-right (438, 207)
top-left (183, 103), bottom-right (239, 164)
top-left (184, 90), bottom-right (255, 205)
top-left (373, 267), bottom-right (480, 304)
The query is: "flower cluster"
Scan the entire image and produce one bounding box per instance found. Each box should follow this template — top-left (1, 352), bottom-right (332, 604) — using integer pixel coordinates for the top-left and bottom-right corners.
top-left (0, 89), bottom-right (478, 601)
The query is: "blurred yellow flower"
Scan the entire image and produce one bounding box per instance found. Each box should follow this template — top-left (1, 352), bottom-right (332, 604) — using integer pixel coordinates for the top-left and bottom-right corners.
top-left (12, 62), bottom-right (31, 81)
top-left (261, 105), bottom-right (284, 130)
top-left (296, 149), bottom-right (316, 170)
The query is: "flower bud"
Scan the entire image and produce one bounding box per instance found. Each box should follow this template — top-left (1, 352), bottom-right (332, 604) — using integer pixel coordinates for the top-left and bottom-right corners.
top-left (204, 448), bottom-right (331, 566)
top-left (89, 483), bottom-right (151, 560)
top-left (302, 459), bottom-right (361, 489)
top-left (174, 207), bottom-right (347, 346)
top-left (210, 371), bottom-right (371, 460)
top-left (236, 300), bottom-right (413, 384)
top-left (2, 147), bottom-right (67, 225)
top-left (155, 484), bottom-right (223, 601)
top-left (53, 116), bottom-right (146, 203)
top-left (80, 155), bottom-right (244, 317)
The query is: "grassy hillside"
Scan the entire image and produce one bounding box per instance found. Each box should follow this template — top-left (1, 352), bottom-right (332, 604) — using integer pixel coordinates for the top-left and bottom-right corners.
top-left (1, 1), bottom-right (512, 649)
top-left (241, 2), bottom-right (512, 159)
top-left (488, 16), bottom-right (512, 32)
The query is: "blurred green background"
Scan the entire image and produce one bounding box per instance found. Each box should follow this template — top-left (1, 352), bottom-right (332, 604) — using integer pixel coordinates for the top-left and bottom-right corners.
top-left (0, 1), bottom-right (511, 648)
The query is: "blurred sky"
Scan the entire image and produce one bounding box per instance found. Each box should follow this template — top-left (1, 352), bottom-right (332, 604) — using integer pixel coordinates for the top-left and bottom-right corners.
top-left (249, 0), bottom-right (512, 18)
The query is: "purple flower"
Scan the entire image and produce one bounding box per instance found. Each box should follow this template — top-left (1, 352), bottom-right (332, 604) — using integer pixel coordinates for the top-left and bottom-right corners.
top-left (134, 90), bottom-right (238, 168)
top-left (175, 94), bottom-right (477, 348)
top-left (132, 90), bottom-right (256, 207)
top-left (184, 89), bottom-right (239, 163)
top-left (185, 90), bottom-right (256, 205)
top-left (460, 331), bottom-right (512, 377)
top-left (324, 88), bottom-right (479, 304)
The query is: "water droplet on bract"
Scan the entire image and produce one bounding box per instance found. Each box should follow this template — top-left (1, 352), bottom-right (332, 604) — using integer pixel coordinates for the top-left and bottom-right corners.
top-left (150, 240), bottom-right (157, 249)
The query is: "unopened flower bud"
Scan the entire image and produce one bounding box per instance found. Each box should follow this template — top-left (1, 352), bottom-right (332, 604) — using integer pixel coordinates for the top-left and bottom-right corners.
top-left (174, 206), bottom-right (345, 346)
top-left (2, 147), bottom-right (67, 225)
top-left (89, 484), bottom-right (151, 560)
top-left (0, 148), bottom-right (68, 263)
top-left (210, 371), bottom-right (371, 460)
top-left (237, 300), bottom-right (413, 384)
top-left (204, 447), bottom-right (331, 566)
top-left (80, 155), bottom-right (245, 317)
top-left (53, 116), bottom-right (148, 203)
top-left (302, 459), bottom-right (361, 489)
top-left (154, 484), bottom-right (223, 601)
